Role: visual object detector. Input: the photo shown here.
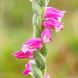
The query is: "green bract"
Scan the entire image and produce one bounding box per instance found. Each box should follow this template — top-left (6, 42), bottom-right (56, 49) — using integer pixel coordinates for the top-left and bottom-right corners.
top-left (31, 64), bottom-right (43, 78)
top-left (35, 52), bottom-right (46, 70)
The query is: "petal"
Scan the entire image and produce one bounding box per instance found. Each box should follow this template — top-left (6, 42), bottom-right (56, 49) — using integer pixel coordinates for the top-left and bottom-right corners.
top-left (23, 69), bottom-right (31, 75)
top-left (41, 28), bottom-right (52, 43)
top-left (44, 7), bottom-right (66, 19)
top-left (22, 38), bottom-right (42, 52)
top-left (55, 22), bottom-right (64, 32)
top-left (23, 60), bottom-right (35, 75)
top-left (13, 50), bottom-right (33, 59)
top-left (42, 17), bottom-right (63, 32)
top-left (23, 62), bottom-right (31, 75)
top-left (42, 18), bottom-right (60, 29)
top-left (44, 75), bottom-right (50, 78)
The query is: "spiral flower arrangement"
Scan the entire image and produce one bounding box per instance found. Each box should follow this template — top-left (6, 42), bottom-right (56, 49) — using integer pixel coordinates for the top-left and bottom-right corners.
top-left (13, 0), bottom-right (65, 78)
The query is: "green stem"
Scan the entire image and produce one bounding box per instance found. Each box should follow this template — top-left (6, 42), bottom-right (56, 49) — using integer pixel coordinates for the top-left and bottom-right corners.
top-left (32, 0), bottom-right (49, 78)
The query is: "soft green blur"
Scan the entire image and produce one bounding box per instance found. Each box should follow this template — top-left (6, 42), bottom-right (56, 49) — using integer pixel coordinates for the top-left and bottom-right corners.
top-left (0, 0), bottom-right (78, 78)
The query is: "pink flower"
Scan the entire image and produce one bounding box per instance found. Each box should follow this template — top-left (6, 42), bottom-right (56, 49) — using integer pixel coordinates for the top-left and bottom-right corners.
top-left (22, 38), bottom-right (42, 52)
top-left (13, 50), bottom-right (33, 59)
top-left (13, 38), bottom-right (43, 59)
top-left (44, 75), bottom-right (50, 78)
top-left (41, 28), bottom-right (52, 43)
top-left (44, 7), bottom-right (65, 19)
top-left (42, 7), bottom-right (65, 32)
top-left (43, 18), bottom-right (63, 32)
top-left (23, 62), bottom-right (31, 75)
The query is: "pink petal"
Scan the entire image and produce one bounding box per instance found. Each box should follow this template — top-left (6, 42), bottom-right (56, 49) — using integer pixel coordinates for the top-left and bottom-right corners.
top-left (13, 50), bottom-right (33, 59)
top-left (42, 17), bottom-right (64, 32)
top-left (41, 28), bottom-right (52, 43)
top-left (44, 75), bottom-right (50, 78)
top-left (22, 38), bottom-right (42, 52)
top-left (44, 7), bottom-right (66, 19)
top-left (23, 62), bottom-right (31, 75)
top-left (55, 22), bottom-right (64, 32)
top-left (43, 18), bottom-right (60, 28)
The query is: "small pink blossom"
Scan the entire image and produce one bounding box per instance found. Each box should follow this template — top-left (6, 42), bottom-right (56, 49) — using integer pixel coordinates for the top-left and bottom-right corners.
top-left (43, 7), bottom-right (65, 32)
top-left (44, 75), bottom-right (50, 78)
top-left (43, 18), bottom-right (63, 32)
top-left (13, 50), bottom-right (33, 59)
top-left (23, 62), bottom-right (31, 75)
top-left (44, 7), bottom-right (66, 19)
top-left (41, 28), bottom-right (52, 43)
top-left (22, 38), bottom-right (42, 52)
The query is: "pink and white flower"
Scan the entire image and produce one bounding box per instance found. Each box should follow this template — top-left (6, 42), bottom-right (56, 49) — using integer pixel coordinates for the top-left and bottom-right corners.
top-left (44, 74), bottom-right (50, 78)
top-left (23, 61), bottom-right (32, 75)
top-left (23, 60), bottom-right (35, 75)
top-left (42, 7), bottom-right (65, 32)
top-left (41, 28), bottom-right (52, 43)
top-left (22, 38), bottom-right (42, 52)
top-left (13, 38), bottom-right (43, 59)
top-left (44, 7), bottom-right (65, 19)
top-left (13, 50), bottom-right (33, 59)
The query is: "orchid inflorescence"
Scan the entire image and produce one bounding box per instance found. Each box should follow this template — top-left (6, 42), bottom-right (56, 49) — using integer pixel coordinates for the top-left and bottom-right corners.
top-left (13, 0), bottom-right (65, 78)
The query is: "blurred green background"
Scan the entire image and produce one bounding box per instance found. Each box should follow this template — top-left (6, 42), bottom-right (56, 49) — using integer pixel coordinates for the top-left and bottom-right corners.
top-left (0, 0), bottom-right (78, 78)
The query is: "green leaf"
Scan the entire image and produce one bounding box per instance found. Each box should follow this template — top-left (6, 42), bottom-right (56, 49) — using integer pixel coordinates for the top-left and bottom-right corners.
top-left (31, 64), bottom-right (43, 78)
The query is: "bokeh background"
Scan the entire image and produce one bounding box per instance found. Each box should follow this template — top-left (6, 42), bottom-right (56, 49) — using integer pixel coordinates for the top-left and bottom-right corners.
top-left (0, 0), bottom-right (78, 78)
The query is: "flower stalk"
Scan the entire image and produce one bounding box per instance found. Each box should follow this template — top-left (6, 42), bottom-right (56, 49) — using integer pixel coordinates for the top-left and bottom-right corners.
top-left (13, 0), bottom-right (65, 78)
top-left (32, 0), bottom-right (48, 77)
